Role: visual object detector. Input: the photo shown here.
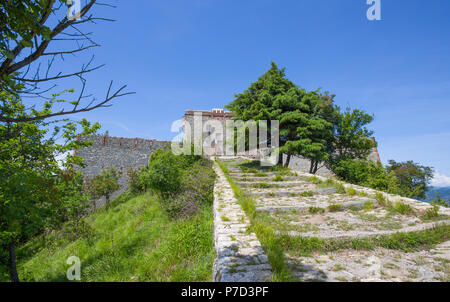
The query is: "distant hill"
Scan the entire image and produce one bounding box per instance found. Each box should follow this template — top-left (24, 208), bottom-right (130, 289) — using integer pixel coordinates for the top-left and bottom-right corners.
top-left (426, 186), bottom-right (450, 201)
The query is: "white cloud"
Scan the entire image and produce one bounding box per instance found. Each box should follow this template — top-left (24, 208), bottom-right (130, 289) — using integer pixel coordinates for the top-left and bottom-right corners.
top-left (431, 171), bottom-right (450, 187)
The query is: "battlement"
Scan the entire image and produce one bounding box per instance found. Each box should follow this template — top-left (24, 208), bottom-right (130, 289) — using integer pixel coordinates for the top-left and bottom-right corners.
top-left (77, 134), bottom-right (171, 153)
top-left (184, 109), bottom-right (234, 119)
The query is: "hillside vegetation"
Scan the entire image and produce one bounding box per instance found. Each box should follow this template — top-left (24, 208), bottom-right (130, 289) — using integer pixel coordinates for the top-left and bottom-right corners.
top-left (0, 151), bottom-right (216, 282)
top-left (0, 193), bottom-right (213, 281)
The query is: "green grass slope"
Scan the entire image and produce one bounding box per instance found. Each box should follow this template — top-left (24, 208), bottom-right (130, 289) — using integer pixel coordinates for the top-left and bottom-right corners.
top-left (2, 193), bottom-right (214, 282)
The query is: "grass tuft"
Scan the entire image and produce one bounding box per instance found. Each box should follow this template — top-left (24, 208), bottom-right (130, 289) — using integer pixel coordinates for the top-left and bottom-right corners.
top-left (328, 204), bottom-right (343, 212)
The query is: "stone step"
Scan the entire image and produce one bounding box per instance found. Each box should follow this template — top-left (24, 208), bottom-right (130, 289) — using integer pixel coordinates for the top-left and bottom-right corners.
top-left (230, 172), bottom-right (280, 177)
top-left (236, 181), bottom-right (307, 188)
top-left (247, 187), bottom-right (337, 197)
top-left (276, 221), bottom-right (450, 240)
top-left (256, 199), bottom-right (378, 213)
top-left (232, 176), bottom-right (299, 182)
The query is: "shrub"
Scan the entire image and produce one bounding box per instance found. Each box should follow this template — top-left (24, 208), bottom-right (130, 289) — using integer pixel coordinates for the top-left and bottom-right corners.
top-left (309, 207), bottom-right (325, 214)
top-left (162, 158), bottom-right (216, 219)
top-left (375, 192), bottom-right (389, 207)
top-left (393, 201), bottom-right (414, 215)
top-left (143, 149), bottom-right (182, 198)
top-left (180, 160), bottom-right (216, 205)
top-left (309, 176), bottom-right (322, 184)
top-left (299, 190), bottom-right (315, 197)
top-left (127, 168), bottom-right (146, 194)
top-left (88, 167), bottom-right (120, 207)
top-left (273, 175), bottom-right (284, 182)
top-left (346, 187), bottom-right (357, 195)
top-left (363, 201), bottom-right (374, 211)
top-left (335, 183), bottom-right (346, 194)
top-left (332, 158), bottom-right (371, 184)
top-left (332, 159), bottom-right (401, 195)
top-left (431, 193), bottom-right (450, 208)
top-left (424, 204), bottom-right (440, 219)
top-left (328, 204), bottom-right (343, 212)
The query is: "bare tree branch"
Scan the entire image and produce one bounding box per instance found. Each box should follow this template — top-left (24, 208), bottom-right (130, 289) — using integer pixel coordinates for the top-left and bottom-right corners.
top-left (13, 64), bottom-right (105, 83)
top-left (0, 84), bottom-right (136, 123)
top-left (42, 44), bottom-right (99, 56)
top-left (0, 1), bottom-right (135, 123)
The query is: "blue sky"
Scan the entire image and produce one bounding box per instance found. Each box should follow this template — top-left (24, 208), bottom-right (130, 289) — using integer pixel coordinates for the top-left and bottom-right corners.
top-left (46, 0), bottom-right (450, 184)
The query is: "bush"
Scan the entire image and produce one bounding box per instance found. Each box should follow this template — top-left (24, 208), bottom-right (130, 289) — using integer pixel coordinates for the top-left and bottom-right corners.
top-left (143, 150), bottom-right (216, 219)
top-left (335, 183), bottom-right (346, 194)
top-left (180, 160), bottom-right (216, 204)
top-left (332, 159), bottom-right (370, 184)
top-left (424, 204), bottom-right (440, 219)
top-left (299, 190), bottom-right (315, 197)
top-left (88, 168), bottom-right (120, 207)
top-left (309, 176), bottom-right (322, 184)
top-left (142, 149), bottom-right (182, 198)
top-left (273, 175), bottom-right (284, 182)
top-left (346, 187), bottom-right (357, 195)
top-left (127, 167), bottom-right (146, 194)
top-left (328, 204), bottom-right (343, 212)
top-left (363, 201), bottom-right (374, 211)
top-left (309, 207), bottom-right (325, 214)
top-left (393, 201), bottom-right (414, 215)
top-left (332, 159), bottom-right (401, 195)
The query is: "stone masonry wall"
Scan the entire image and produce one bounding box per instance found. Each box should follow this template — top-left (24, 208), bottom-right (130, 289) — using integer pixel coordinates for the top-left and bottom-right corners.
top-left (75, 134), bottom-right (170, 206)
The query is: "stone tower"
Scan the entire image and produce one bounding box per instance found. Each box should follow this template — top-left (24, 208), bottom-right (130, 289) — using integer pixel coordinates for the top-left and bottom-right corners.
top-left (182, 108), bottom-right (233, 156)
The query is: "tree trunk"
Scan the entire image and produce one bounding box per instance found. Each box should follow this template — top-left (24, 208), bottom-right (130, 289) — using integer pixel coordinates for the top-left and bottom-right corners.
top-left (9, 243), bottom-right (19, 282)
top-left (309, 160), bottom-right (314, 174)
top-left (276, 154), bottom-right (283, 166)
top-left (312, 161), bottom-right (319, 174)
top-left (106, 193), bottom-right (110, 206)
top-left (284, 154), bottom-right (291, 168)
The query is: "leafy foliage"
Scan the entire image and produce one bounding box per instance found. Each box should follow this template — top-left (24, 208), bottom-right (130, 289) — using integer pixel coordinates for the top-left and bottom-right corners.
top-left (332, 158), bottom-right (434, 199)
top-left (0, 90), bottom-right (100, 281)
top-left (331, 107), bottom-right (376, 163)
top-left (138, 149), bottom-right (216, 218)
top-left (430, 193), bottom-right (450, 208)
top-left (1, 193), bottom-right (215, 282)
top-left (225, 63), bottom-right (375, 174)
top-left (333, 159), bottom-right (396, 192)
top-left (126, 167), bottom-right (146, 194)
top-left (141, 149), bottom-right (183, 198)
top-left (387, 160), bottom-right (434, 199)
top-left (87, 168), bottom-right (120, 207)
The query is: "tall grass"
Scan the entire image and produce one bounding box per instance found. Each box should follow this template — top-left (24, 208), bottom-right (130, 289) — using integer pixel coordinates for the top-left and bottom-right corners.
top-left (2, 193), bottom-right (215, 282)
top-left (278, 224), bottom-right (450, 257)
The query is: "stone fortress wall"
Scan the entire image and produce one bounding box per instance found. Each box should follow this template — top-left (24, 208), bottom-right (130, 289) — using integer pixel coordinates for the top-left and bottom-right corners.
top-left (75, 134), bottom-right (170, 206)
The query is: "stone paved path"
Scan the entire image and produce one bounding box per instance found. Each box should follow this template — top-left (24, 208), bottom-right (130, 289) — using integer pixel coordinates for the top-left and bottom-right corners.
top-left (218, 157), bottom-right (450, 282)
top-left (212, 162), bottom-right (272, 282)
